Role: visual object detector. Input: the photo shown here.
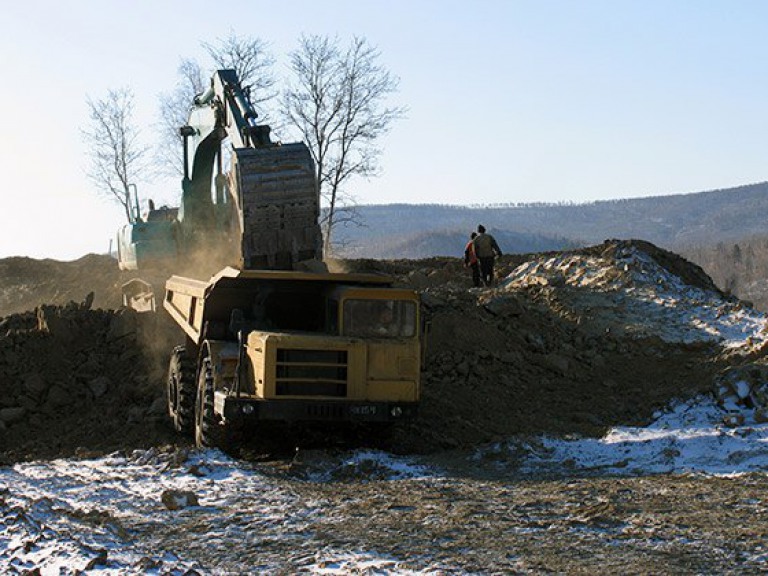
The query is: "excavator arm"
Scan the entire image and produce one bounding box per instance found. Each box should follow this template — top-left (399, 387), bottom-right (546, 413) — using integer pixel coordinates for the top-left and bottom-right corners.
top-left (116, 69), bottom-right (322, 273)
top-left (178, 69), bottom-right (322, 271)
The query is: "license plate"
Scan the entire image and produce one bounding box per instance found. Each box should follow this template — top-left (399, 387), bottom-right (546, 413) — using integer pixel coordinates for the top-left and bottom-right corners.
top-left (350, 405), bottom-right (378, 416)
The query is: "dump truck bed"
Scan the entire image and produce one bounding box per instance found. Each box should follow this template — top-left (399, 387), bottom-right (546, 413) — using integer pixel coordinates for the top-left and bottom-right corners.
top-left (164, 266), bottom-right (396, 344)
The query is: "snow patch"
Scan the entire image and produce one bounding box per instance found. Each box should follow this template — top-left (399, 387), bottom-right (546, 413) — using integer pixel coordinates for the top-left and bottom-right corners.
top-left (500, 246), bottom-right (768, 349)
top-left (480, 396), bottom-right (768, 477)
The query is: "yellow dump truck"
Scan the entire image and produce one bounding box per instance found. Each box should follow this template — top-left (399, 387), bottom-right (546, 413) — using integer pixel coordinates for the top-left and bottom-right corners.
top-left (163, 266), bottom-right (422, 449)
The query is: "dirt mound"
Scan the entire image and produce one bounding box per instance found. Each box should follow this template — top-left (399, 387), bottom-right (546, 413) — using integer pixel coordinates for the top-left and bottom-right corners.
top-left (0, 254), bottom-right (124, 317)
top-left (0, 299), bottom-right (182, 462)
top-left (0, 239), bottom-right (754, 461)
top-left (579, 239), bottom-right (722, 294)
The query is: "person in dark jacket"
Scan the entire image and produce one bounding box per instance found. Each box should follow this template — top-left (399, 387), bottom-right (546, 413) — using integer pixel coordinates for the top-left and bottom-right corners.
top-left (472, 224), bottom-right (502, 286)
top-left (464, 232), bottom-right (481, 287)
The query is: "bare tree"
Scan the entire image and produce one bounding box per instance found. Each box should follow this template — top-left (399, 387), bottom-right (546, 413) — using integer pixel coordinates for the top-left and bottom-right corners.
top-left (156, 34), bottom-right (276, 178)
top-left (156, 59), bottom-right (206, 178)
top-left (283, 35), bottom-right (406, 254)
top-left (82, 87), bottom-right (150, 223)
top-left (202, 32), bottom-right (277, 108)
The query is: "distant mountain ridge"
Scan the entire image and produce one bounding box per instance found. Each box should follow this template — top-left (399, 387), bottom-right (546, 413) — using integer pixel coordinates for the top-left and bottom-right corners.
top-left (334, 181), bottom-right (768, 258)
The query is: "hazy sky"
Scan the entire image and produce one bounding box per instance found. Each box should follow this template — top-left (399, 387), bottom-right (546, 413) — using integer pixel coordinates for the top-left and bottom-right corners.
top-left (2, 0), bottom-right (767, 260)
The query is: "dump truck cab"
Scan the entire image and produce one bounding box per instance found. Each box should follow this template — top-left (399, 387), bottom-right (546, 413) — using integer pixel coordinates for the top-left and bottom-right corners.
top-left (164, 267), bottom-right (422, 449)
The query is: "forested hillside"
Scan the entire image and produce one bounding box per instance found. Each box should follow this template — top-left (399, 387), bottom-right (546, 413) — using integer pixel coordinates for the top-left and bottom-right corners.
top-left (334, 181), bottom-right (768, 259)
top-left (681, 234), bottom-right (768, 310)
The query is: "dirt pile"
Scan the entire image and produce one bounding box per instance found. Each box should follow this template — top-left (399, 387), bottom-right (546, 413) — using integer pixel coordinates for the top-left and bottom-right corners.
top-left (0, 297), bottom-right (180, 462)
top-left (404, 283), bottom-right (720, 453)
top-left (0, 255), bottom-right (123, 317)
top-left (0, 239), bottom-right (760, 460)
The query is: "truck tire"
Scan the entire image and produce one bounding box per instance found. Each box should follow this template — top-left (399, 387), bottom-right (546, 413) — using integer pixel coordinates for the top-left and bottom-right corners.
top-left (167, 346), bottom-right (195, 434)
top-left (194, 355), bottom-right (241, 452)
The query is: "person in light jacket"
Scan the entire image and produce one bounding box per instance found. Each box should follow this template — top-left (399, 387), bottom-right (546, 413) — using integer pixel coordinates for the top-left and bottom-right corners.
top-left (472, 225), bottom-right (502, 286)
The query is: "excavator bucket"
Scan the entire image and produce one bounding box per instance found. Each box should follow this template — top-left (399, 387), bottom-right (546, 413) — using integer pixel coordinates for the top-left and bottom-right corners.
top-left (121, 278), bottom-right (156, 313)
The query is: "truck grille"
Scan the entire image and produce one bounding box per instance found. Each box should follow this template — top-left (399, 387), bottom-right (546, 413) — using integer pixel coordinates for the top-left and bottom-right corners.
top-left (275, 349), bottom-right (348, 397)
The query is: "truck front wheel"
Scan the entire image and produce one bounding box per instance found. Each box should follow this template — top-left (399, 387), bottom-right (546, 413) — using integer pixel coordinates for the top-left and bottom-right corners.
top-left (194, 355), bottom-right (241, 452)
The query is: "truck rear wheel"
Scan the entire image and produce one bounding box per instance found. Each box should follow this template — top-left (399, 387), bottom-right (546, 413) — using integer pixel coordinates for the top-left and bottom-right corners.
top-left (167, 346), bottom-right (195, 434)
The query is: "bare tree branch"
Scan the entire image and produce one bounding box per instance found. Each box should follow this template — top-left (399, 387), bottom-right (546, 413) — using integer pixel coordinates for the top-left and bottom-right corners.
top-left (202, 32), bottom-right (277, 109)
top-left (283, 35), bottom-right (406, 255)
top-left (82, 87), bottom-right (149, 223)
top-left (156, 59), bottom-right (206, 178)
top-left (155, 34), bottom-right (277, 178)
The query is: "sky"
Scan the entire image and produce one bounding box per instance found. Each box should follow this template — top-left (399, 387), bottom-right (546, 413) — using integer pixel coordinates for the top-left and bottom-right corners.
top-left (2, 0), bottom-right (768, 260)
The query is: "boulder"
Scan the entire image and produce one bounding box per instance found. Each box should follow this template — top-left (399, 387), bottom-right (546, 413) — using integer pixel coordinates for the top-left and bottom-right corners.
top-left (161, 489), bottom-right (199, 510)
top-left (0, 406), bottom-right (26, 425)
top-left (23, 373), bottom-right (49, 400)
top-left (88, 376), bottom-right (110, 399)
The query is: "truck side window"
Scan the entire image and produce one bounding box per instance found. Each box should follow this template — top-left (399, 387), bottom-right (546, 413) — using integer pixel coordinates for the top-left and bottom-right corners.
top-left (342, 300), bottom-right (416, 338)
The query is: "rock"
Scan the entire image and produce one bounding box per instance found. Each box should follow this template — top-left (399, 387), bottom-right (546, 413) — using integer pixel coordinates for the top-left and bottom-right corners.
top-left (88, 376), bottom-right (110, 398)
top-left (407, 270), bottom-right (430, 290)
top-left (0, 406), bottom-right (27, 425)
top-left (147, 397), bottom-right (166, 416)
top-left (734, 380), bottom-right (752, 400)
top-left (23, 373), bottom-right (48, 400)
top-left (525, 332), bottom-right (546, 353)
top-left (590, 354), bottom-right (606, 368)
top-left (45, 385), bottom-right (74, 409)
top-left (36, 305), bottom-right (75, 340)
top-left (723, 412), bottom-right (745, 427)
top-left (754, 408), bottom-right (768, 423)
top-left (127, 406), bottom-right (146, 423)
top-left (17, 395), bottom-right (39, 411)
top-left (84, 548), bottom-right (108, 569)
top-left (107, 309), bottom-right (138, 342)
top-left (419, 291), bottom-right (445, 309)
top-left (161, 489), bottom-right (199, 510)
top-left (482, 296), bottom-right (524, 317)
top-left (541, 353), bottom-right (569, 376)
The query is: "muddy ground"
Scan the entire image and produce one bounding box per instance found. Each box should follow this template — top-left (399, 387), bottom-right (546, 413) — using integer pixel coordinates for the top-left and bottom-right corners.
top-left (2, 240), bottom-right (767, 574)
top-left (265, 469), bottom-right (768, 574)
top-left (0, 240), bottom-right (729, 461)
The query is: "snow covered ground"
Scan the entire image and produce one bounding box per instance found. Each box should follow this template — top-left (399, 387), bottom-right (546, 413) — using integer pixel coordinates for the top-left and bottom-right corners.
top-left (3, 394), bottom-right (768, 574)
top-left (0, 448), bottom-right (435, 574)
top-left (479, 395), bottom-right (768, 477)
top-left (502, 245), bottom-right (768, 349)
top-left (4, 246), bottom-right (768, 573)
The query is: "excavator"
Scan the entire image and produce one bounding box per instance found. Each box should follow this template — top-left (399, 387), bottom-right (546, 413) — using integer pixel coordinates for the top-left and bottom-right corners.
top-left (116, 69), bottom-right (322, 272)
top-left (116, 70), bottom-right (423, 451)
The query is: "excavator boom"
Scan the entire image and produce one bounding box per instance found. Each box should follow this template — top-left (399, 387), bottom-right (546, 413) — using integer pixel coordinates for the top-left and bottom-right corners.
top-left (116, 69), bottom-right (322, 273)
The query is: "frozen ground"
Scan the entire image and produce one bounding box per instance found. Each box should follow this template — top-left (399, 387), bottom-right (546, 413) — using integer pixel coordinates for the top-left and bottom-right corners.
top-left (502, 245), bottom-right (768, 349)
top-left (3, 242), bottom-right (768, 573)
top-left (3, 394), bottom-right (768, 574)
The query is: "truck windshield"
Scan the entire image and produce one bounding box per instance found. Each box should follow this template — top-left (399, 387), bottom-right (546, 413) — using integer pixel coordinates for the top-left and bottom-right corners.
top-left (343, 299), bottom-right (416, 338)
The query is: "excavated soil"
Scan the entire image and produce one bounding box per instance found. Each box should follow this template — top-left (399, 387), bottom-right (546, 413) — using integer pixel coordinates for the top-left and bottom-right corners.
top-left (0, 240), bottom-right (734, 463)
